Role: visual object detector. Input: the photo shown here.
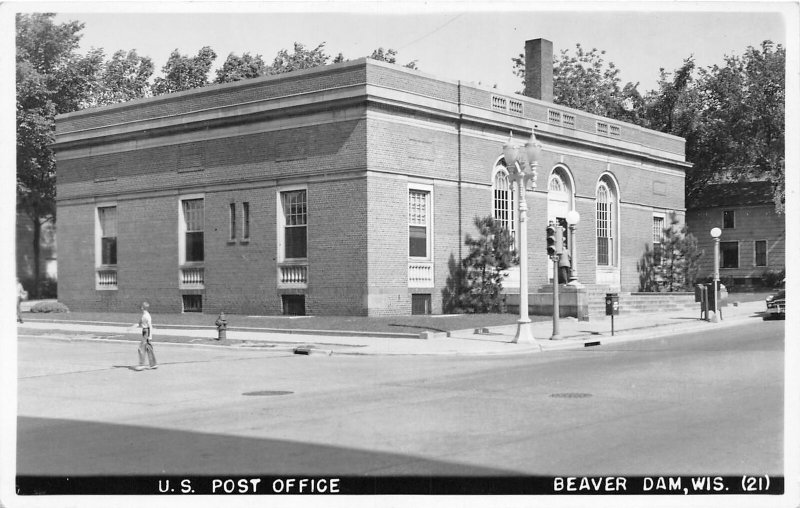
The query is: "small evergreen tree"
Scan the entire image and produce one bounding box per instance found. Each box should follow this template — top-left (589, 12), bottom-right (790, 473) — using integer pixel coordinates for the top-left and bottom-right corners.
top-left (638, 212), bottom-right (703, 292)
top-left (443, 216), bottom-right (515, 313)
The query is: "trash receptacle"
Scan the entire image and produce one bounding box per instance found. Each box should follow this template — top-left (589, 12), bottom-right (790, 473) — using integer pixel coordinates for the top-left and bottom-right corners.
top-left (696, 284), bottom-right (708, 319)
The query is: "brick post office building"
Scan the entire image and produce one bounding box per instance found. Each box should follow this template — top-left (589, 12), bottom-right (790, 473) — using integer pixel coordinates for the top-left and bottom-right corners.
top-left (53, 38), bottom-right (690, 317)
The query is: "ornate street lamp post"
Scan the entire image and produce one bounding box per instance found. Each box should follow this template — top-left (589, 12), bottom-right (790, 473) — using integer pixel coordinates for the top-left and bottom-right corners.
top-left (710, 227), bottom-right (721, 322)
top-left (566, 209), bottom-right (580, 285)
top-left (503, 128), bottom-right (542, 345)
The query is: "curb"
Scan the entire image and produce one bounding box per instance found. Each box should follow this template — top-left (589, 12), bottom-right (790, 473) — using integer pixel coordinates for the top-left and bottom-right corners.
top-left (19, 318), bottom-right (423, 340)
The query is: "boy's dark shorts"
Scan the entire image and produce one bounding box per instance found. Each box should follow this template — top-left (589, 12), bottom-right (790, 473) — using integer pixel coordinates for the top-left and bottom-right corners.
top-left (142, 327), bottom-right (151, 339)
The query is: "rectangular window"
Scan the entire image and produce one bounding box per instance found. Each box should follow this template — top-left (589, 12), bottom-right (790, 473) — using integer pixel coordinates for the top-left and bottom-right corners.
top-left (282, 294), bottom-right (306, 316)
top-left (755, 240), bottom-right (767, 267)
top-left (98, 206), bottom-right (117, 265)
top-left (282, 190), bottom-right (307, 259)
top-left (183, 199), bottom-right (204, 262)
top-left (411, 294), bottom-right (432, 315)
top-left (720, 241), bottom-right (739, 269)
top-left (723, 210), bottom-right (735, 229)
top-left (182, 294), bottom-right (203, 313)
top-left (229, 203), bottom-right (236, 241)
top-left (242, 202), bottom-right (250, 240)
top-left (652, 216), bottom-right (664, 266)
top-left (408, 189), bottom-right (429, 258)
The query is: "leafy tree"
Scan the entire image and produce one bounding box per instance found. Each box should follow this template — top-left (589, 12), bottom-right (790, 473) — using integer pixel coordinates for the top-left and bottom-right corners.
top-left (643, 57), bottom-right (697, 134)
top-left (16, 13), bottom-right (104, 297)
top-left (214, 52), bottom-right (267, 83)
top-left (686, 41), bottom-right (785, 212)
top-left (443, 216), bottom-right (515, 313)
top-left (637, 212), bottom-right (702, 292)
top-left (267, 42), bottom-right (331, 74)
top-left (90, 49), bottom-right (154, 106)
top-left (152, 46), bottom-right (217, 95)
top-left (513, 43), bottom-right (640, 121)
top-left (368, 47), bottom-right (418, 70)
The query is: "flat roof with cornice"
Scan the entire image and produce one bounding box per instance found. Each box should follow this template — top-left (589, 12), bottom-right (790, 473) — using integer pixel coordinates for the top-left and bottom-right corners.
top-left (54, 58), bottom-right (690, 169)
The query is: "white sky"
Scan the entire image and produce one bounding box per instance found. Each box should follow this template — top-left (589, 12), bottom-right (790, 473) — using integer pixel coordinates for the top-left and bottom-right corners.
top-left (29, 2), bottom-right (789, 94)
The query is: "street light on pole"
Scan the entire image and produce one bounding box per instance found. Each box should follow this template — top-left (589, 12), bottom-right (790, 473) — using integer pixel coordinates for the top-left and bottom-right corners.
top-left (503, 128), bottom-right (541, 346)
top-left (710, 227), bottom-right (721, 323)
top-left (566, 209), bottom-right (580, 285)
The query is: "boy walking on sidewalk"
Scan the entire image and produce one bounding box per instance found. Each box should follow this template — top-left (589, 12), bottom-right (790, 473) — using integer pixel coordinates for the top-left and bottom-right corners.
top-left (134, 302), bottom-right (158, 371)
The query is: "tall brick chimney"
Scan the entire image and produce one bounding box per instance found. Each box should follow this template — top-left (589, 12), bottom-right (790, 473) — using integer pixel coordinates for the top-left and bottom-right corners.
top-left (524, 38), bottom-right (553, 102)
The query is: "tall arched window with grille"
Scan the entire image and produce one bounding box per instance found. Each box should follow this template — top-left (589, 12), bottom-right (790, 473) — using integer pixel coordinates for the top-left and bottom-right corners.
top-left (596, 181), bottom-right (615, 266)
top-left (492, 162), bottom-right (516, 251)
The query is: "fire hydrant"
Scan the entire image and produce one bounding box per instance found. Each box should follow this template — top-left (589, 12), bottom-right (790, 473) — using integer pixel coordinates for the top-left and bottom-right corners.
top-left (215, 312), bottom-right (227, 340)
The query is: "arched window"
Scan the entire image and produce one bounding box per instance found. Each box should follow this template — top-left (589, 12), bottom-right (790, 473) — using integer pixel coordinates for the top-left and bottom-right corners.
top-left (596, 180), bottom-right (616, 266)
top-left (493, 162), bottom-right (516, 250)
top-left (548, 173), bottom-right (565, 193)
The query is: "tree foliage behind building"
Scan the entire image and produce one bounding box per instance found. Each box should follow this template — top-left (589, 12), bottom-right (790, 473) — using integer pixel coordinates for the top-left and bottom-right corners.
top-left (514, 40), bottom-right (785, 214)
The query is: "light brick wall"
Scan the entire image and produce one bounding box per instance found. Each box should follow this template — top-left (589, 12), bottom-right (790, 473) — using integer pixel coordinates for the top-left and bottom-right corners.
top-left (306, 178), bottom-right (369, 315)
top-left (366, 175), bottom-right (410, 316)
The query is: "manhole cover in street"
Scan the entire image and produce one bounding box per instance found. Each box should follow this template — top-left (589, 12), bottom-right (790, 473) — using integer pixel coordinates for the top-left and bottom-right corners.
top-left (550, 393), bottom-right (593, 399)
top-left (242, 390), bottom-right (293, 397)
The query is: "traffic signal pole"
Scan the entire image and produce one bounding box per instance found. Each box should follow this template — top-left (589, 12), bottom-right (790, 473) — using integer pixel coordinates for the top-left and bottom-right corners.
top-left (546, 222), bottom-right (563, 340)
top-left (551, 253), bottom-right (561, 339)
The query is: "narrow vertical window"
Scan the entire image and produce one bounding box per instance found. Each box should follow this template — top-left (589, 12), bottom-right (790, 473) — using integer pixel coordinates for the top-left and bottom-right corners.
top-left (652, 216), bottom-right (664, 266)
top-left (183, 199), bottom-right (204, 262)
top-left (98, 206), bottom-right (117, 265)
top-left (242, 202), bottom-right (250, 240)
top-left (597, 185), bottom-right (610, 266)
top-left (408, 189), bottom-right (429, 258)
top-left (493, 166), bottom-right (515, 250)
top-left (755, 240), bottom-right (767, 267)
top-left (229, 203), bottom-right (237, 241)
top-left (282, 190), bottom-right (307, 259)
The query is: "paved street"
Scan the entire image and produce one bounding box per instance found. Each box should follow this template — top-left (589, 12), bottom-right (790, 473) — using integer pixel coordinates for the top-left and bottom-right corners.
top-left (17, 319), bottom-right (783, 477)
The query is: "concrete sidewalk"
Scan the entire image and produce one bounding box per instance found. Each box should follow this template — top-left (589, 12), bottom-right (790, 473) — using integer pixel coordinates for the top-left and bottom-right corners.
top-left (17, 300), bottom-right (769, 356)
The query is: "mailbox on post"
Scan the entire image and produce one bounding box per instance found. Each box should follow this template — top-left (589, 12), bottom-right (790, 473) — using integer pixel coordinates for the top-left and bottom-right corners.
top-left (605, 293), bottom-right (619, 336)
top-left (605, 293), bottom-right (619, 316)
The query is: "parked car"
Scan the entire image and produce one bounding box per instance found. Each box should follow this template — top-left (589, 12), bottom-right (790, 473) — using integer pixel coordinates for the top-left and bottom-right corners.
top-left (765, 280), bottom-right (786, 319)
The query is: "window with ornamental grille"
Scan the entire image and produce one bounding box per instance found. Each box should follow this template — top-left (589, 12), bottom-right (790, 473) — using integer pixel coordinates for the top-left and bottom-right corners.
top-left (408, 190), bottom-right (429, 258)
top-left (282, 190), bottom-right (307, 259)
top-left (596, 185), bottom-right (613, 265)
top-left (98, 206), bottom-right (117, 265)
top-left (493, 168), bottom-right (516, 251)
top-left (182, 199), bottom-right (204, 262)
top-left (653, 216), bottom-right (665, 265)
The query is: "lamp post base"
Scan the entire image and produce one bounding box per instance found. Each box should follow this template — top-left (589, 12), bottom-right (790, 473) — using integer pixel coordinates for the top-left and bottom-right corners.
top-left (513, 320), bottom-right (540, 347)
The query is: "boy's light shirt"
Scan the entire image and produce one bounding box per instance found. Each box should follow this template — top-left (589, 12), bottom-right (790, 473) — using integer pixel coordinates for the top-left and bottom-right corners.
top-left (139, 310), bottom-right (152, 329)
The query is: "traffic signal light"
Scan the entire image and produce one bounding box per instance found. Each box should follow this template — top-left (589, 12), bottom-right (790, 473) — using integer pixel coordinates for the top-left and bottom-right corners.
top-left (546, 224), bottom-right (562, 257)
